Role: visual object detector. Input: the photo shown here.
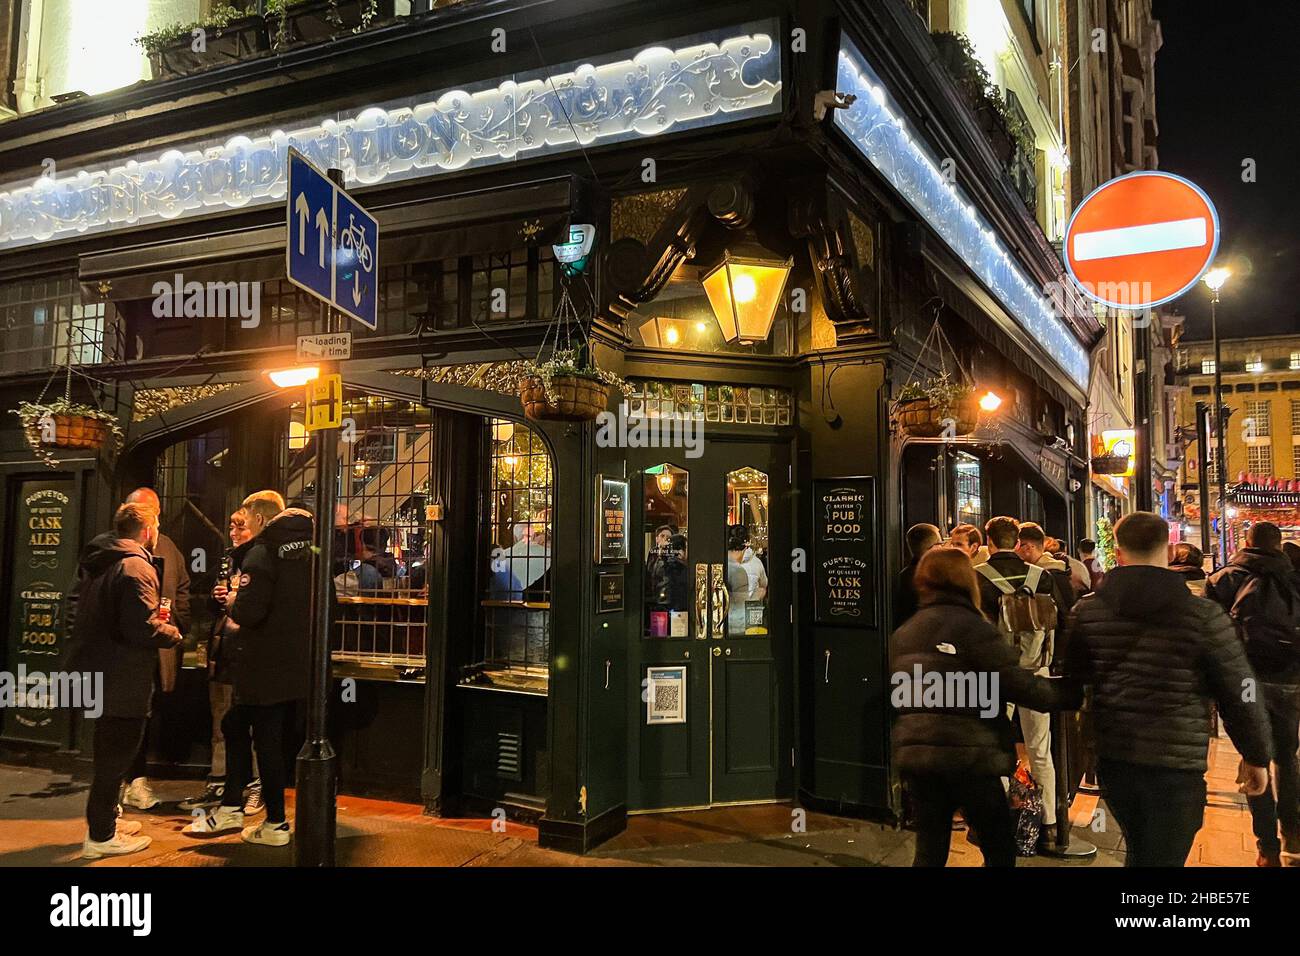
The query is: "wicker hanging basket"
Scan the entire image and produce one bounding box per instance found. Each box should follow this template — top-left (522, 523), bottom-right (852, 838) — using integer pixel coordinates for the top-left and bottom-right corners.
top-left (895, 395), bottom-right (980, 438)
top-left (52, 414), bottom-right (111, 449)
top-left (520, 374), bottom-right (612, 423)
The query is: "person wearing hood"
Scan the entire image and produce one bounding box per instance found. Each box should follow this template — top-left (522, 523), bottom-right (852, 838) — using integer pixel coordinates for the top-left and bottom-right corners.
top-left (1168, 542), bottom-right (1208, 597)
top-left (67, 503), bottom-right (182, 859)
top-left (1062, 511), bottom-right (1271, 867)
top-left (185, 497), bottom-right (313, 848)
top-left (1206, 521), bottom-right (1300, 866)
top-left (890, 547), bottom-right (1082, 865)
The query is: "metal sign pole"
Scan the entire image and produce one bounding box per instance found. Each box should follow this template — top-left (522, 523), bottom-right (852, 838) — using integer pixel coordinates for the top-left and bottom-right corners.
top-left (294, 168), bottom-right (345, 868)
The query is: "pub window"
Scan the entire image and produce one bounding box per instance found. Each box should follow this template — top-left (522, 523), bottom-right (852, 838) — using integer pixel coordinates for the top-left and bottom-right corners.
top-left (469, 418), bottom-right (553, 692)
top-left (0, 275), bottom-right (116, 374)
top-left (468, 247), bottom-right (556, 323)
top-left (954, 452), bottom-right (983, 529)
top-left (278, 393), bottom-right (434, 677)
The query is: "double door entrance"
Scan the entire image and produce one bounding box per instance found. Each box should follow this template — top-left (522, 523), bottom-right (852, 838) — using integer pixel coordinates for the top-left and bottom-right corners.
top-left (626, 439), bottom-right (792, 810)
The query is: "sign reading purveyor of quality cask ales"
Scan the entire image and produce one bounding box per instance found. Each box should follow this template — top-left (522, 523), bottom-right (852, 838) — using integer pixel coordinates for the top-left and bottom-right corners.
top-left (813, 478), bottom-right (875, 626)
top-left (2, 478), bottom-right (80, 744)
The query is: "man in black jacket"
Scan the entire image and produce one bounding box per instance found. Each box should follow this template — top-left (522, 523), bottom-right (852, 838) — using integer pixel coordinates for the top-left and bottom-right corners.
top-left (68, 503), bottom-right (182, 859)
top-left (184, 503), bottom-right (312, 847)
top-left (1206, 521), bottom-right (1300, 866)
top-left (895, 523), bottom-right (940, 624)
top-left (1063, 511), bottom-right (1271, 867)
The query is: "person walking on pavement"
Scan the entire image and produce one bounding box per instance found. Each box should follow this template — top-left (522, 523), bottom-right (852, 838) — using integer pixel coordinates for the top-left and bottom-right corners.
top-left (890, 548), bottom-right (1082, 866)
top-left (184, 499), bottom-right (312, 847)
top-left (896, 523), bottom-right (941, 625)
top-left (68, 503), bottom-right (183, 859)
top-left (1063, 511), bottom-right (1272, 867)
top-left (1169, 542), bottom-right (1208, 597)
top-left (1078, 539), bottom-right (1105, 593)
top-left (976, 516), bottom-right (1067, 849)
top-left (1205, 521), bottom-right (1300, 866)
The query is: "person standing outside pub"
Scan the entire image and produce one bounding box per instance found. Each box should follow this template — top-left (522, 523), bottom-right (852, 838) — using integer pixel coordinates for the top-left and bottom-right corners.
top-left (896, 523), bottom-right (941, 624)
top-left (1063, 511), bottom-right (1271, 866)
top-left (69, 503), bottom-right (182, 858)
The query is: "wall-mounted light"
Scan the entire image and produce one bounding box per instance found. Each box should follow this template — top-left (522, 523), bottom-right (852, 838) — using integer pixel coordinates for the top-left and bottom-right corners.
top-left (978, 390), bottom-right (1003, 413)
top-left (637, 316), bottom-right (694, 349)
top-left (701, 245), bottom-right (793, 345)
top-left (656, 471), bottom-right (676, 496)
top-left (268, 366), bottom-right (320, 388)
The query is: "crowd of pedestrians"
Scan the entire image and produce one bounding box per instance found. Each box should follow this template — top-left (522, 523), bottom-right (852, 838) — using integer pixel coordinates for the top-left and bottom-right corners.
top-left (893, 511), bottom-right (1299, 868)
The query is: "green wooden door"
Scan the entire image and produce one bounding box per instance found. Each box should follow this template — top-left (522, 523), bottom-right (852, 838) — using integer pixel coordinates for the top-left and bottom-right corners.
top-left (626, 439), bottom-right (791, 810)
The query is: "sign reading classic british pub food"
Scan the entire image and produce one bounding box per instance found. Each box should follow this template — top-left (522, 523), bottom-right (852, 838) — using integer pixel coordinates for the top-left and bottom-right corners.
top-left (813, 478), bottom-right (875, 626)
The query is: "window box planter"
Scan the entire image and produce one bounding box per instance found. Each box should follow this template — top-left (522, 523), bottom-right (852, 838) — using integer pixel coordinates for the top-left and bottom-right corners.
top-left (269, 0), bottom-right (397, 47)
top-left (146, 14), bottom-right (271, 80)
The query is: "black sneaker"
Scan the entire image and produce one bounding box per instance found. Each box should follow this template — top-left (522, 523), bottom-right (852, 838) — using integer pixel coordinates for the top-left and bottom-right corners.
top-left (179, 783), bottom-right (224, 811)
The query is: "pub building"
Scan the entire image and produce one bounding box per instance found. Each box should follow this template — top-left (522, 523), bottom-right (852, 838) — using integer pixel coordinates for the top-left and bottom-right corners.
top-left (0, 0), bottom-right (1097, 852)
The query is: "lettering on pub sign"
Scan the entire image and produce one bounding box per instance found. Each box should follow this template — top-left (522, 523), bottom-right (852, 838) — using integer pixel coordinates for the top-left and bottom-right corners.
top-left (813, 478), bottom-right (875, 626)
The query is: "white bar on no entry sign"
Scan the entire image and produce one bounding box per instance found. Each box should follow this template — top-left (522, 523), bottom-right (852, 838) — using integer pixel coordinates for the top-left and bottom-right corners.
top-left (1072, 216), bottom-right (1208, 261)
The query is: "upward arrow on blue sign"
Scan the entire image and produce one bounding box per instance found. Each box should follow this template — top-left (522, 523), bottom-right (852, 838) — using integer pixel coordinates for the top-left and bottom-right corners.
top-left (286, 148), bottom-right (379, 330)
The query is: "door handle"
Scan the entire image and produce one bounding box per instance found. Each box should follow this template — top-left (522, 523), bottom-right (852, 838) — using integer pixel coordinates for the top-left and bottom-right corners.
top-left (712, 646), bottom-right (721, 657)
top-left (694, 563), bottom-right (709, 639)
top-left (710, 563), bottom-right (728, 638)
top-left (824, 648), bottom-right (831, 683)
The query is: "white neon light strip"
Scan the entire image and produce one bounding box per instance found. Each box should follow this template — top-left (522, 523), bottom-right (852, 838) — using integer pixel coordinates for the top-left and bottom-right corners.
top-left (0, 24), bottom-right (780, 251)
top-left (832, 37), bottom-right (1089, 389)
top-left (1072, 217), bottom-right (1207, 261)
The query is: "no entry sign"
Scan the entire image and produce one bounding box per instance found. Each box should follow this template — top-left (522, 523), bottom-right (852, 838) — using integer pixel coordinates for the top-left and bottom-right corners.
top-left (1064, 171), bottom-right (1219, 310)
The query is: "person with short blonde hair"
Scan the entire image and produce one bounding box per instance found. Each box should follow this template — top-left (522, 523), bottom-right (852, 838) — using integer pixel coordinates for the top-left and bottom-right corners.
top-left (241, 490), bottom-right (285, 536)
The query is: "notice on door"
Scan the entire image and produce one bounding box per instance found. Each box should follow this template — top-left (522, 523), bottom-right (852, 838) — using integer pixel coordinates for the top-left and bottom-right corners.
top-left (3, 478), bottom-right (79, 744)
top-left (813, 478), bottom-right (875, 626)
top-left (595, 475), bottom-right (630, 564)
top-left (645, 666), bottom-right (686, 724)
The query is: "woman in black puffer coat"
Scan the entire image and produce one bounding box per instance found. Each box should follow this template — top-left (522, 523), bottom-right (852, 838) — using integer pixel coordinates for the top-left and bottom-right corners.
top-left (890, 548), bottom-right (1083, 866)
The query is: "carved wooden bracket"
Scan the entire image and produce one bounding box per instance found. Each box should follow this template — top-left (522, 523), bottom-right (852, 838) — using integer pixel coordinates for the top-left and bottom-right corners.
top-left (788, 179), bottom-right (878, 344)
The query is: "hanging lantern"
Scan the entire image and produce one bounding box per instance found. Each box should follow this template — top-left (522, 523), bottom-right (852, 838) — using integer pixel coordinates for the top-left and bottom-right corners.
top-left (656, 470), bottom-right (676, 496)
top-left (701, 246), bottom-right (793, 345)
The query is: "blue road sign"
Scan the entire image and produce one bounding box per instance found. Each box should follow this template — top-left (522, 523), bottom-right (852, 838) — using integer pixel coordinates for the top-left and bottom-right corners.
top-left (286, 148), bottom-right (379, 330)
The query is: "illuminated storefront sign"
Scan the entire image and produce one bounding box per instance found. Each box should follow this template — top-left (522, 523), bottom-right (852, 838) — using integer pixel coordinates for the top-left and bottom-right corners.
top-left (832, 36), bottom-right (1089, 389)
top-left (0, 24), bottom-right (780, 252)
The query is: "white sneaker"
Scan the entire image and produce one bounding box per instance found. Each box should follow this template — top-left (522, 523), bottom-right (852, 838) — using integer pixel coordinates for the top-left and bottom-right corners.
top-left (116, 819), bottom-right (143, 837)
top-left (243, 780), bottom-right (264, 817)
top-left (182, 806), bottom-right (244, 836)
top-left (121, 777), bottom-right (160, 810)
top-left (242, 820), bottom-right (291, 847)
top-left (82, 832), bottom-right (151, 859)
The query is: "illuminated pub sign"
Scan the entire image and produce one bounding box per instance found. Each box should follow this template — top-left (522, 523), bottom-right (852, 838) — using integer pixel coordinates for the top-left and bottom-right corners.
top-left (813, 478), bottom-right (876, 626)
top-left (0, 23), bottom-right (781, 251)
top-left (2, 479), bottom-right (81, 745)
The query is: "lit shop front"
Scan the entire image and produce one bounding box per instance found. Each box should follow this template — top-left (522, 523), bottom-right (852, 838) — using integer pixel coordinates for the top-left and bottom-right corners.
top-left (0, 1), bottom-right (1095, 851)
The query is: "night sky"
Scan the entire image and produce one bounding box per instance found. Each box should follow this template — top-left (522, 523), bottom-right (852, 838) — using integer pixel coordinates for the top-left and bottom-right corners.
top-left (1151, 0), bottom-right (1299, 340)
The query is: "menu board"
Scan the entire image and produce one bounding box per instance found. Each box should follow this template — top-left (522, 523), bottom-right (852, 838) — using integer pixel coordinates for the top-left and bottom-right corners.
top-left (595, 475), bottom-right (630, 564)
top-left (813, 478), bottom-right (875, 626)
top-left (3, 478), bottom-right (80, 744)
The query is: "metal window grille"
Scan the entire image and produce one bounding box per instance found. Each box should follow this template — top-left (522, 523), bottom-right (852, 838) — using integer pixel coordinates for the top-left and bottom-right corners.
top-left (279, 392), bottom-right (434, 674)
top-left (0, 275), bottom-right (116, 374)
top-left (1246, 442), bottom-right (1273, 476)
top-left (1245, 400), bottom-right (1272, 439)
top-left (475, 419), bottom-right (553, 685)
top-left (1290, 400), bottom-right (1300, 437)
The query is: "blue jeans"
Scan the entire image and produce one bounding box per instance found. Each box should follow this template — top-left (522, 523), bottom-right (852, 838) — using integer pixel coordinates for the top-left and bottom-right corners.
top-left (1246, 683), bottom-right (1300, 855)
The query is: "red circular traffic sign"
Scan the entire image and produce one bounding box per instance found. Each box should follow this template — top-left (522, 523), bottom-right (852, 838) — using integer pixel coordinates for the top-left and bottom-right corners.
top-left (1064, 171), bottom-right (1220, 310)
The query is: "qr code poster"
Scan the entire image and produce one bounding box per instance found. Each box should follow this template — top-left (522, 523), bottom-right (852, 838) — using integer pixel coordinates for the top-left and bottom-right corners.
top-left (646, 666), bottom-right (687, 724)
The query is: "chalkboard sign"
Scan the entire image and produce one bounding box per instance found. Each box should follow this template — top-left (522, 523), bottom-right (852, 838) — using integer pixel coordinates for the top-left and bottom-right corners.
top-left (595, 475), bottom-right (630, 564)
top-left (813, 477), bottom-right (875, 626)
top-left (3, 477), bottom-right (80, 744)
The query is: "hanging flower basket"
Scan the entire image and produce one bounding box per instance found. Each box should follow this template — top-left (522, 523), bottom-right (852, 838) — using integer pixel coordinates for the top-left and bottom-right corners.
top-left (520, 372), bottom-right (613, 423)
top-left (13, 400), bottom-right (124, 468)
top-left (894, 393), bottom-right (980, 438)
top-left (1090, 453), bottom-right (1130, 475)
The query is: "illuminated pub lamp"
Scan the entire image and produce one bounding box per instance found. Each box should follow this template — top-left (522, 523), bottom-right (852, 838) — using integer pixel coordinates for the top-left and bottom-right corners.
top-left (701, 246), bottom-right (793, 345)
top-left (267, 365), bottom-right (320, 388)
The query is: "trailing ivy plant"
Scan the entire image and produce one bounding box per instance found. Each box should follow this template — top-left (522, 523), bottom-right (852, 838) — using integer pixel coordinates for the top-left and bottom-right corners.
top-left (931, 31), bottom-right (1036, 160)
top-left (135, 3), bottom-right (253, 55)
top-left (525, 348), bottom-right (632, 407)
top-left (896, 373), bottom-right (973, 416)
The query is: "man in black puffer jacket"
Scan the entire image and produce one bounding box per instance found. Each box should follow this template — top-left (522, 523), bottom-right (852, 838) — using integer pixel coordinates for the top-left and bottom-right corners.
top-left (1206, 521), bottom-right (1300, 866)
top-left (1062, 512), bottom-right (1271, 867)
top-left (891, 548), bottom-right (1082, 866)
top-left (184, 503), bottom-right (312, 848)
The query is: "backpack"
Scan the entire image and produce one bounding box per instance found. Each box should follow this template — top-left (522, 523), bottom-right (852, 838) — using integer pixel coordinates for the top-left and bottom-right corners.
top-left (977, 562), bottom-right (1057, 668)
top-left (1229, 570), bottom-right (1300, 671)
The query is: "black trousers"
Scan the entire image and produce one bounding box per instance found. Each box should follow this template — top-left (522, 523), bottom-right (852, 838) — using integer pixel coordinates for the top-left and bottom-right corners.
top-left (87, 717), bottom-right (148, 842)
top-left (1246, 682), bottom-right (1300, 854)
top-left (221, 701), bottom-right (295, 823)
top-left (1098, 758), bottom-right (1206, 867)
top-left (904, 772), bottom-right (1017, 867)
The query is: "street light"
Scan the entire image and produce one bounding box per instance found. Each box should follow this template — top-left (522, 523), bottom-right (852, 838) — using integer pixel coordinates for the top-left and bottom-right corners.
top-left (1202, 266), bottom-right (1231, 568)
top-left (267, 365), bottom-right (320, 388)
